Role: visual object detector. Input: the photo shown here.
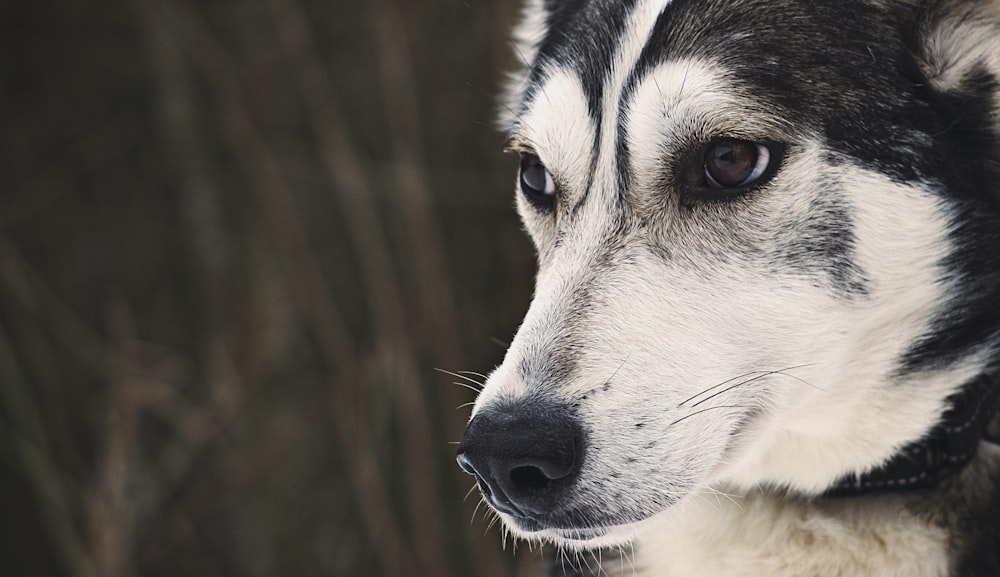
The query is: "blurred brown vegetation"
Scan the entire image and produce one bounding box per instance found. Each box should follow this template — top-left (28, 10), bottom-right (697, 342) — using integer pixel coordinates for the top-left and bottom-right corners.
top-left (0, 0), bottom-right (545, 575)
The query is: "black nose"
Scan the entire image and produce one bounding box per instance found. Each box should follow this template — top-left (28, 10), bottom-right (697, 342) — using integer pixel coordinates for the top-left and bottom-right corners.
top-left (456, 400), bottom-right (583, 518)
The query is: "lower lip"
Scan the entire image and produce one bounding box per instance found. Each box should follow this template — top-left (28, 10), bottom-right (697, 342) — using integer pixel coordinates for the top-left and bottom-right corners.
top-left (555, 527), bottom-right (609, 541)
top-left (509, 516), bottom-right (610, 541)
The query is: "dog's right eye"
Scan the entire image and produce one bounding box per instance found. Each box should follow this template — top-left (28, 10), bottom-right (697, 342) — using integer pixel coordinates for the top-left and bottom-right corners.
top-left (519, 153), bottom-right (557, 208)
top-left (685, 138), bottom-right (784, 202)
top-left (703, 139), bottom-right (777, 189)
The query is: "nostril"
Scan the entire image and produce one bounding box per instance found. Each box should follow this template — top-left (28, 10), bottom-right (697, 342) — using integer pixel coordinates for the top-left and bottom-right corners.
top-left (457, 400), bottom-right (585, 517)
top-left (510, 465), bottom-right (551, 491)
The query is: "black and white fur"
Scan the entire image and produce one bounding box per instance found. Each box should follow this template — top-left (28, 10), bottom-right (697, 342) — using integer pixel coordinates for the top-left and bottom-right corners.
top-left (457, 1), bottom-right (1000, 575)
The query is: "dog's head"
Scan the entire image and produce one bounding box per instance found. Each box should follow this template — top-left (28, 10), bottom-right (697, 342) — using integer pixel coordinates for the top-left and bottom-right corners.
top-left (458, 0), bottom-right (1000, 548)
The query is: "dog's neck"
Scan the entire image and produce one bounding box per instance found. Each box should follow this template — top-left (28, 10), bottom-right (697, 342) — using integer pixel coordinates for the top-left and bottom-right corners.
top-left (825, 374), bottom-right (1000, 497)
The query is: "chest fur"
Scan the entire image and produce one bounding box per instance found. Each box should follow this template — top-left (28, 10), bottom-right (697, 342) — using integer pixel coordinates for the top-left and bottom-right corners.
top-left (631, 492), bottom-right (949, 577)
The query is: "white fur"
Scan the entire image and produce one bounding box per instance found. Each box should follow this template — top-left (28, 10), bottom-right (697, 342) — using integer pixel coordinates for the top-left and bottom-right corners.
top-left (635, 489), bottom-right (950, 577)
top-left (472, 0), bottom-right (1000, 573)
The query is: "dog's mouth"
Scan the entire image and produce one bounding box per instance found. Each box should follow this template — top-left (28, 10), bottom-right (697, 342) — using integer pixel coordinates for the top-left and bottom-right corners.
top-left (508, 515), bottom-right (610, 541)
top-left (504, 513), bottom-right (642, 546)
top-left (549, 526), bottom-right (611, 542)
top-left (460, 392), bottom-right (769, 549)
top-left (498, 407), bottom-right (766, 546)
top-left (494, 492), bottom-right (675, 547)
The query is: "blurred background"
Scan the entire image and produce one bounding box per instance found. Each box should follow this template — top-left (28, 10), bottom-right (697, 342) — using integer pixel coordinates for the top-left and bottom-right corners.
top-left (0, 0), bottom-right (546, 575)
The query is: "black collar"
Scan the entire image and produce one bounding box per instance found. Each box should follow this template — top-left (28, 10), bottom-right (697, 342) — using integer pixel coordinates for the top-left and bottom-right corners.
top-left (825, 373), bottom-right (1000, 497)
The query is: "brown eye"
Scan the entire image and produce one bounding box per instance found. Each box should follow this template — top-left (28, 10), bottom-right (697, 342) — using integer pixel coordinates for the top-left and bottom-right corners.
top-left (703, 139), bottom-right (773, 189)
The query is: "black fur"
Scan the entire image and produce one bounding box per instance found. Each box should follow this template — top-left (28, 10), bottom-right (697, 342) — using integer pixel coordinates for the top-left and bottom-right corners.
top-left (530, 0), bottom-right (638, 119)
top-left (899, 63), bottom-right (1000, 373)
top-left (497, 2), bottom-right (1000, 574)
top-left (954, 487), bottom-right (1000, 576)
top-left (525, 0), bottom-right (1000, 368)
top-left (529, 1), bottom-right (640, 214)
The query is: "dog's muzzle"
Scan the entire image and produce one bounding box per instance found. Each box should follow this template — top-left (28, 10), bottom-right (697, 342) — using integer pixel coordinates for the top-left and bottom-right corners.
top-left (456, 398), bottom-right (584, 525)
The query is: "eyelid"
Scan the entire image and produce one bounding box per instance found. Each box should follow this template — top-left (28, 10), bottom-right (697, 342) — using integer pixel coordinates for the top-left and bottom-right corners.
top-left (503, 136), bottom-right (536, 156)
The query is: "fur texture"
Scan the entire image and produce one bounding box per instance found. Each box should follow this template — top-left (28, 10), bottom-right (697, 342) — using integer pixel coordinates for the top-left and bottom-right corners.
top-left (461, 1), bottom-right (1000, 575)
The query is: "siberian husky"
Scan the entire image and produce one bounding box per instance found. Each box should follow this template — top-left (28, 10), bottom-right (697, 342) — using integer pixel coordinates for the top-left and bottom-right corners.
top-left (457, 1), bottom-right (1000, 575)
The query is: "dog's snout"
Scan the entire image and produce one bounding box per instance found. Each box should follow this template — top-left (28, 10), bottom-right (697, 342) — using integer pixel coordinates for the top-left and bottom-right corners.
top-left (457, 400), bottom-right (583, 519)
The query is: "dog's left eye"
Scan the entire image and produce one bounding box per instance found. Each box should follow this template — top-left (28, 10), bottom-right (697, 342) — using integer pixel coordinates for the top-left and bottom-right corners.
top-left (703, 139), bottom-right (774, 189)
top-left (519, 153), bottom-right (557, 208)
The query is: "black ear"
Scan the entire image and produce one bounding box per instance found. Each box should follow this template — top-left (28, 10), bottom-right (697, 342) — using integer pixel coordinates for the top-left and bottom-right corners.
top-left (911, 0), bottom-right (1000, 202)
top-left (916, 0), bottom-right (1000, 98)
top-left (895, 0), bottom-right (1000, 373)
top-left (898, 0), bottom-right (1000, 204)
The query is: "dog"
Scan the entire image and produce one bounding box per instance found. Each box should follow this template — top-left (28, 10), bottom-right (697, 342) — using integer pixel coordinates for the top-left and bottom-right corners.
top-left (456, 0), bottom-right (1000, 575)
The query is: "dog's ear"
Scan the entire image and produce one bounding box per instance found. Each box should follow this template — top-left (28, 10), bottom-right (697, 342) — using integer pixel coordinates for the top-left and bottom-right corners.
top-left (498, 0), bottom-right (549, 132)
top-left (916, 0), bottom-right (1000, 101)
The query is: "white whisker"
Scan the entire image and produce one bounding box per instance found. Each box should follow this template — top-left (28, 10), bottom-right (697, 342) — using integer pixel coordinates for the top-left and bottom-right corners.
top-left (434, 367), bottom-right (486, 389)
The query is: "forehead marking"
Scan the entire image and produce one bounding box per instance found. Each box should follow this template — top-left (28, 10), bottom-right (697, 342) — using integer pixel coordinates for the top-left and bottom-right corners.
top-left (624, 60), bottom-right (730, 184)
top-left (520, 69), bottom-right (596, 202)
top-left (580, 0), bottom-right (678, 212)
